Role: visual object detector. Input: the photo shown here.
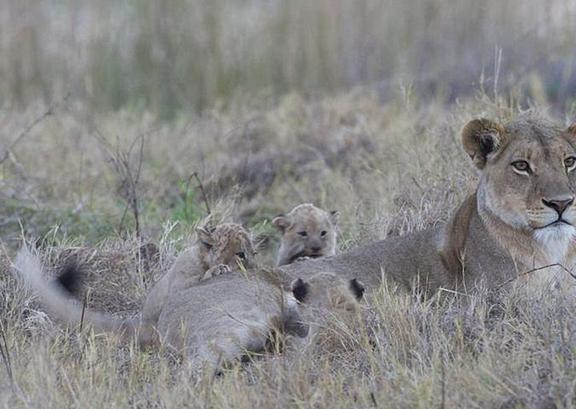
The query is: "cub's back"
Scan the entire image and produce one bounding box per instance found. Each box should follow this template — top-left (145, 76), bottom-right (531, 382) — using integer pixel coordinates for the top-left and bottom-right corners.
top-left (156, 273), bottom-right (285, 348)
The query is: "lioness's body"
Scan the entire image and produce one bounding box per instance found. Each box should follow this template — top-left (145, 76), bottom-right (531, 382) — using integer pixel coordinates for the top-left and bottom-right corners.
top-left (285, 115), bottom-right (576, 293)
top-left (282, 195), bottom-right (515, 292)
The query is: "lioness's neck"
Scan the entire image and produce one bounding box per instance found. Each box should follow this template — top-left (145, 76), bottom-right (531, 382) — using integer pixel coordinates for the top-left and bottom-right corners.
top-left (476, 188), bottom-right (548, 268)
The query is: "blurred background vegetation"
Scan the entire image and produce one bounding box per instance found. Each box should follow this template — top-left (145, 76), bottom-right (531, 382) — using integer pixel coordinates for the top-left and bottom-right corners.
top-left (1, 0), bottom-right (576, 255)
top-left (1, 0), bottom-right (576, 119)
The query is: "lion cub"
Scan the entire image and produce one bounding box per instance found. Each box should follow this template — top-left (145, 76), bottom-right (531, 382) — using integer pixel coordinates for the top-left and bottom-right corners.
top-left (141, 223), bottom-right (256, 332)
top-left (14, 248), bottom-right (364, 373)
top-left (273, 204), bottom-right (339, 266)
top-left (153, 270), bottom-right (364, 370)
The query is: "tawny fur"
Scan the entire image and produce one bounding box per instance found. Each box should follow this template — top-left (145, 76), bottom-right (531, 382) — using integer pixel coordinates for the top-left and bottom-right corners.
top-left (14, 248), bottom-right (363, 371)
top-left (283, 115), bottom-right (576, 294)
top-left (273, 204), bottom-right (339, 266)
top-left (141, 223), bottom-right (256, 335)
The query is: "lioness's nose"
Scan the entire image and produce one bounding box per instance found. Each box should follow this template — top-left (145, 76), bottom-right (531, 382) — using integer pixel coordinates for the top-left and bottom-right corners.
top-left (542, 196), bottom-right (575, 215)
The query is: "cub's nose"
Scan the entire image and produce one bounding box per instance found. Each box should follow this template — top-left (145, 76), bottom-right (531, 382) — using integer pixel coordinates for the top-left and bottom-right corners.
top-left (542, 196), bottom-right (575, 215)
top-left (310, 246), bottom-right (322, 253)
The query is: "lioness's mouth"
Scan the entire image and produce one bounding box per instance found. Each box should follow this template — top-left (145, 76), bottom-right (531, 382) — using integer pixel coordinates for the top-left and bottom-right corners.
top-left (538, 219), bottom-right (572, 229)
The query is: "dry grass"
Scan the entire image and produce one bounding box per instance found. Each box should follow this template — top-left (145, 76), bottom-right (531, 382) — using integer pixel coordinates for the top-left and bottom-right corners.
top-left (1, 87), bottom-right (576, 407)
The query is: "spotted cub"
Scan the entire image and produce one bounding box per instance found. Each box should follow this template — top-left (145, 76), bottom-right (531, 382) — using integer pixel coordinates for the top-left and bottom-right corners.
top-left (141, 222), bottom-right (256, 332)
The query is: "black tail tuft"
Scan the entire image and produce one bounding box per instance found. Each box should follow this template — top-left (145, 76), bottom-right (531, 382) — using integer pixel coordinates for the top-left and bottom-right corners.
top-left (55, 260), bottom-right (86, 296)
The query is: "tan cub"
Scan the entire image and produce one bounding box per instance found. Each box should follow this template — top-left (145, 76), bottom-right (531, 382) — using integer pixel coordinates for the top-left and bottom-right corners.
top-left (14, 248), bottom-right (364, 373)
top-left (141, 223), bottom-right (256, 335)
top-left (273, 203), bottom-right (339, 266)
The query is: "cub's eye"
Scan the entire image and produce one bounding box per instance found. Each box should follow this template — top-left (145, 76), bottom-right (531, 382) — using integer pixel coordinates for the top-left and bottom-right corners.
top-left (235, 252), bottom-right (246, 260)
top-left (320, 230), bottom-right (327, 237)
top-left (298, 231), bottom-right (308, 237)
top-left (511, 160), bottom-right (531, 174)
top-left (564, 156), bottom-right (576, 171)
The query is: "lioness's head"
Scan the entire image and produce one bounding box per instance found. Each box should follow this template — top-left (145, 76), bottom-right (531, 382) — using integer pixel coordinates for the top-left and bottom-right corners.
top-left (273, 203), bottom-right (339, 266)
top-left (196, 223), bottom-right (256, 270)
top-left (462, 116), bottom-right (576, 247)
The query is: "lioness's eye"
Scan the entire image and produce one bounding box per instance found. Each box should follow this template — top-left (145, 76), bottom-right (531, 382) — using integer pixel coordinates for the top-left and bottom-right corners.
top-left (298, 231), bottom-right (308, 237)
top-left (511, 160), bottom-right (531, 174)
top-left (564, 156), bottom-right (576, 171)
top-left (320, 230), bottom-right (327, 237)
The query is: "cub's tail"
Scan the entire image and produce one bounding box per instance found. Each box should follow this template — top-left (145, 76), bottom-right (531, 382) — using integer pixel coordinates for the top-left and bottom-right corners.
top-left (13, 246), bottom-right (140, 338)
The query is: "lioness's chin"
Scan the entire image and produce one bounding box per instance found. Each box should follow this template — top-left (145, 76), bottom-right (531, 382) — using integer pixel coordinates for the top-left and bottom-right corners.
top-left (533, 223), bottom-right (576, 244)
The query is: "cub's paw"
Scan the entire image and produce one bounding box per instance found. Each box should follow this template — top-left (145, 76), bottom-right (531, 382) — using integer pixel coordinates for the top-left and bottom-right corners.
top-left (295, 256), bottom-right (311, 263)
top-left (202, 264), bottom-right (232, 281)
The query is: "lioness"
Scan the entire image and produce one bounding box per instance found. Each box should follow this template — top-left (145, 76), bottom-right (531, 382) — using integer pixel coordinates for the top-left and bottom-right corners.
top-left (283, 115), bottom-right (576, 293)
top-left (273, 204), bottom-right (339, 266)
top-left (14, 248), bottom-right (364, 371)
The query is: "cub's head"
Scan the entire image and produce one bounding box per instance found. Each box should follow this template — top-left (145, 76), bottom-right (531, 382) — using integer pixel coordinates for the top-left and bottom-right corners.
top-left (196, 223), bottom-right (256, 270)
top-left (273, 203), bottom-right (339, 266)
top-left (462, 116), bottom-right (576, 243)
top-left (290, 272), bottom-right (364, 320)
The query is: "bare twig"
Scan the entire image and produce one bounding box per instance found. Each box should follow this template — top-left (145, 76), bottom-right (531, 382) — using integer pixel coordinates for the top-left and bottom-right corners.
top-left (90, 130), bottom-right (146, 240)
top-left (498, 263), bottom-right (576, 289)
top-left (370, 391), bottom-right (378, 408)
top-left (66, 102), bottom-right (155, 241)
top-left (0, 108), bottom-right (52, 164)
top-left (193, 172), bottom-right (211, 215)
top-left (182, 174), bottom-right (195, 222)
top-left (79, 291), bottom-right (88, 333)
top-left (0, 321), bottom-right (13, 386)
top-left (440, 359), bottom-right (446, 409)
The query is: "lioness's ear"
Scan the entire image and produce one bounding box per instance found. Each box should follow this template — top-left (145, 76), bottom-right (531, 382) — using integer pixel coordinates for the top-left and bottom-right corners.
top-left (196, 226), bottom-right (215, 249)
top-left (349, 278), bottom-right (365, 301)
top-left (272, 215), bottom-right (290, 233)
top-left (329, 210), bottom-right (340, 226)
top-left (291, 278), bottom-right (309, 303)
top-left (462, 118), bottom-right (506, 169)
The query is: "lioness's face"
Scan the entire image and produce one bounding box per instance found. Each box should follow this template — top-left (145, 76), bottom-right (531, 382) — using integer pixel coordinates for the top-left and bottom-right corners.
top-left (463, 117), bottom-right (576, 236)
top-left (197, 223), bottom-right (257, 269)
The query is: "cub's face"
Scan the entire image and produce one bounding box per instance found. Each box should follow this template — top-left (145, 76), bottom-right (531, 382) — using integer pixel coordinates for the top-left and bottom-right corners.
top-left (273, 204), bottom-right (339, 266)
top-left (196, 223), bottom-right (256, 270)
top-left (291, 272), bottom-right (365, 321)
top-left (463, 118), bottom-right (576, 239)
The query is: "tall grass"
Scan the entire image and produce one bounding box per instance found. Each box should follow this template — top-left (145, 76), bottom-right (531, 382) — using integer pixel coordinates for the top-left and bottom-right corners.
top-left (1, 0), bottom-right (575, 117)
top-left (2, 2), bottom-right (576, 407)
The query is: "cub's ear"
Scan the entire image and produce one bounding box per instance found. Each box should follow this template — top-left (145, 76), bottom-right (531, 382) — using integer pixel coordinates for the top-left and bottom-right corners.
top-left (461, 118), bottom-right (506, 169)
top-left (272, 215), bottom-right (290, 233)
top-left (349, 278), bottom-right (365, 301)
top-left (291, 278), bottom-right (309, 303)
top-left (196, 226), bottom-right (215, 249)
top-left (329, 210), bottom-right (340, 226)
top-left (567, 123), bottom-right (576, 137)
